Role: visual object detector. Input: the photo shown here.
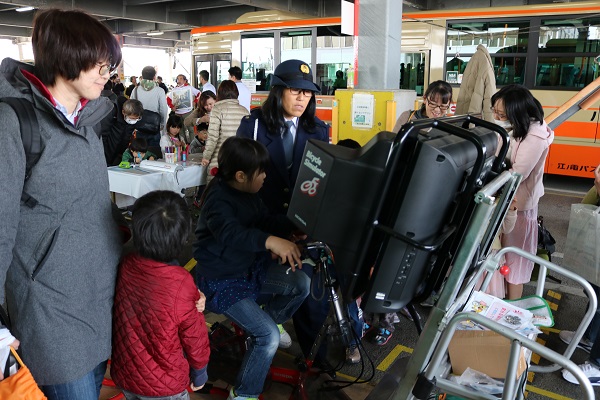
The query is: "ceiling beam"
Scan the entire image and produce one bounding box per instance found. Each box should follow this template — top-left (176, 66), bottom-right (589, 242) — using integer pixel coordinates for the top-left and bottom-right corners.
top-left (0, 10), bottom-right (32, 28)
top-left (226, 0), bottom-right (340, 17)
top-left (167, 0), bottom-right (239, 13)
top-left (182, 5), bottom-right (259, 27)
top-left (0, 25), bottom-right (32, 37)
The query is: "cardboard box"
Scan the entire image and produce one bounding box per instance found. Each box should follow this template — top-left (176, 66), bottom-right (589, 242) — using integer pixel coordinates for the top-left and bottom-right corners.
top-left (448, 330), bottom-right (528, 379)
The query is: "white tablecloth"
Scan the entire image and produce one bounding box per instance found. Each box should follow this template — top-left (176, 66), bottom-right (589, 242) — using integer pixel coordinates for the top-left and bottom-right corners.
top-left (108, 162), bottom-right (206, 207)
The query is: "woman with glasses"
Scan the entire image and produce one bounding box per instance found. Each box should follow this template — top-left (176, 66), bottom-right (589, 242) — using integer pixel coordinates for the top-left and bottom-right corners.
top-left (236, 59), bottom-right (330, 378)
top-left (491, 84), bottom-right (554, 299)
top-left (393, 80), bottom-right (453, 132)
top-left (236, 59), bottom-right (329, 215)
top-left (0, 8), bottom-right (125, 400)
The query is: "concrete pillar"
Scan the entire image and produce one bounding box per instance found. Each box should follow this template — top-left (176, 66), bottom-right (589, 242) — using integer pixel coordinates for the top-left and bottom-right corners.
top-left (354, 0), bottom-right (402, 90)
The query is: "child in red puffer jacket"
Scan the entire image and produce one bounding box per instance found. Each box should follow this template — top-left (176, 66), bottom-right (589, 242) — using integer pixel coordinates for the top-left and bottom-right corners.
top-left (111, 190), bottom-right (210, 399)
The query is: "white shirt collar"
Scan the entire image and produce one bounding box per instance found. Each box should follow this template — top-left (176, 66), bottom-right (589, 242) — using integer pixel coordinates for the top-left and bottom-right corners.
top-left (54, 98), bottom-right (83, 125)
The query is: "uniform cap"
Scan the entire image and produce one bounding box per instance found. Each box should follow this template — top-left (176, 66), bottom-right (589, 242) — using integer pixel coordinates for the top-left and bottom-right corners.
top-left (271, 59), bottom-right (320, 92)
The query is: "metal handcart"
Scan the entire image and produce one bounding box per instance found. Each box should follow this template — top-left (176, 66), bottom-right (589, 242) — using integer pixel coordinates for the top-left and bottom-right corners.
top-left (386, 170), bottom-right (598, 400)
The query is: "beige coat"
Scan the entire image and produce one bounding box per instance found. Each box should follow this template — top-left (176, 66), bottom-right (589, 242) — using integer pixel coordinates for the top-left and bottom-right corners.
top-left (203, 99), bottom-right (249, 181)
top-left (455, 44), bottom-right (496, 122)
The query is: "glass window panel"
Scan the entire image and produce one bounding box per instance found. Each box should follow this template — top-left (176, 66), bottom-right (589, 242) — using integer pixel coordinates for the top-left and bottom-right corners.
top-left (196, 60), bottom-right (210, 90)
top-left (445, 56), bottom-right (468, 74)
top-left (401, 53), bottom-right (427, 94)
top-left (447, 21), bottom-right (529, 55)
top-left (536, 56), bottom-right (599, 88)
top-left (216, 60), bottom-right (231, 89)
top-left (492, 56), bottom-right (526, 85)
top-left (315, 32), bottom-right (353, 95)
top-left (281, 31), bottom-right (313, 64)
top-left (241, 33), bottom-right (274, 91)
top-left (539, 17), bottom-right (600, 53)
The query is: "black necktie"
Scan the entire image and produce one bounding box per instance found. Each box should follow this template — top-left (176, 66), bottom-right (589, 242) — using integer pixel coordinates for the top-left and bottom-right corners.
top-left (282, 120), bottom-right (294, 168)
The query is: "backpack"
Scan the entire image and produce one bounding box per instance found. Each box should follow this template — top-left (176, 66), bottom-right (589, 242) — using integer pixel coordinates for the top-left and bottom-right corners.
top-left (1, 97), bottom-right (41, 208)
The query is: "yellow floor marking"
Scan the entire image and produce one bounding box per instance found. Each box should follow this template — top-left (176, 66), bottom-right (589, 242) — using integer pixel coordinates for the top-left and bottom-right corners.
top-left (548, 302), bottom-right (558, 311)
top-left (335, 371), bottom-right (357, 381)
top-left (547, 290), bottom-right (562, 300)
top-left (525, 384), bottom-right (575, 400)
top-left (537, 338), bottom-right (546, 346)
top-left (527, 371), bottom-right (535, 382)
top-left (531, 353), bottom-right (541, 364)
top-left (377, 345), bottom-right (412, 371)
top-left (541, 327), bottom-right (561, 334)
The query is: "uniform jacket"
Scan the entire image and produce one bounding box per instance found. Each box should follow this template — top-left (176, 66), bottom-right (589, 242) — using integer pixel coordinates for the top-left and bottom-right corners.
top-left (111, 253), bottom-right (210, 396)
top-left (236, 109), bottom-right (329, 215)
top-left (0, 57), bottom-right (123, 385)
top-left (204, 99), bottom-right (249, 180)
top-left (511, 120), bottom-right (554, 211)
top-left (455, 44), bottom-right (496, 122)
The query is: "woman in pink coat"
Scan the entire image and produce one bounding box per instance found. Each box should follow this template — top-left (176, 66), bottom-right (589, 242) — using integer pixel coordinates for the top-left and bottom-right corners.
top-left (491, 84), bottom-right (554, 299)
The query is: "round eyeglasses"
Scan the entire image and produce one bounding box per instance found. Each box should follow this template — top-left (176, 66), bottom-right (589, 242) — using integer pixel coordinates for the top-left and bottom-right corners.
top-left (97, 63), bottom-right (114, 76)
top-left (490, 107), bottom-right (507, 120)
top-left (426, 98), bottom-right (449, 112)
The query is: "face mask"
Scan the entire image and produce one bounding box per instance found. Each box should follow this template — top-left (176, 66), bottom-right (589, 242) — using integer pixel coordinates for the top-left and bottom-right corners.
top-left (494, 119), bottom-right (512, 129)
top-left (125, 117), bottom-right (139, 125)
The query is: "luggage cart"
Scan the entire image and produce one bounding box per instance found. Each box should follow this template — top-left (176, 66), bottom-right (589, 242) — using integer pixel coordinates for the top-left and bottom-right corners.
top-left (385, 171), bottom-right (598, 400)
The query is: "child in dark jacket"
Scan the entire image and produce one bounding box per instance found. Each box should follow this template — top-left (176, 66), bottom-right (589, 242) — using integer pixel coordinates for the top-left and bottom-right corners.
top-left (193, 136), bottom-right (310, 400)
top-left (111, 190), bottom-right (210, 399)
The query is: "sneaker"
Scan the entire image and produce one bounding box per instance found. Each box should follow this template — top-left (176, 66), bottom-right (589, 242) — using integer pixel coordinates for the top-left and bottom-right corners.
top-left (400, 307), bottom-right (413, 322)
top-left (278, 324), bottom-right (292, 348)
top-left (372, 328), bottom-right (393, 346)
top-left (346, 345), bottom-right (361, 364)
top-left (562, 362), bottom-right (600, 386)
top-left (227, 387), bottom-right (259, 400)
top-left (559, 330), bottom-right (593, 353)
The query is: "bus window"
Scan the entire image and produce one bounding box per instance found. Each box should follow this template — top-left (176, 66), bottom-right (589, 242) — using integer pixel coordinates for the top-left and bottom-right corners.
top-left (536, 17), bottom-right (600, 88)
top-left (447, 21), bottom-right (529, 54)
top-left (316, 28), bottom-right (353, 95)
top-left (446, 21), bottom-right (528, 86)
top-left (493, 45), bottom-right (527, 85)
top-left (241, 32), bottom-right (275, 92)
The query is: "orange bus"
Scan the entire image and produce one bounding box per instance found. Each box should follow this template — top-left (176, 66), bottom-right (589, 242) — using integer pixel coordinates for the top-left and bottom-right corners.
top-left (191, 2), bottom-right (600, 178)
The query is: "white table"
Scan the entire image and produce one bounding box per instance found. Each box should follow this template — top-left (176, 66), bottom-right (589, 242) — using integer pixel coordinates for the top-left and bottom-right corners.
top-left (108, 162), bottom-right (206, 207)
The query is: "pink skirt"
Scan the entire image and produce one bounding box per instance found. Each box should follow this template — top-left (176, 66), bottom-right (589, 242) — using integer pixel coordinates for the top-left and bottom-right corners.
top-left (500, 208), bottom-right (538, 285)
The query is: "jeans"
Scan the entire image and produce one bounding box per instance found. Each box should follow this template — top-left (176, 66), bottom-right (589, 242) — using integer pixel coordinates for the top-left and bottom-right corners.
top-left (347, 299), bottom-right (364, 346)
top-left (122, 389), bottom-right (190, 400)
top-left (41, 360), bottom-right (107, 400)
top-left (224, 263), bottom-right (310, 397)
top-left (292, 263), bottom-right (330, 362)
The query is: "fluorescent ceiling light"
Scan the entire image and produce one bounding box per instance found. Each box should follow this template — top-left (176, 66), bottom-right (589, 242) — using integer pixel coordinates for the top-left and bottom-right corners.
top-left (147, 31), bottom-right (164, 36)
top-left (15, 6), bottom-right (34, 12)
